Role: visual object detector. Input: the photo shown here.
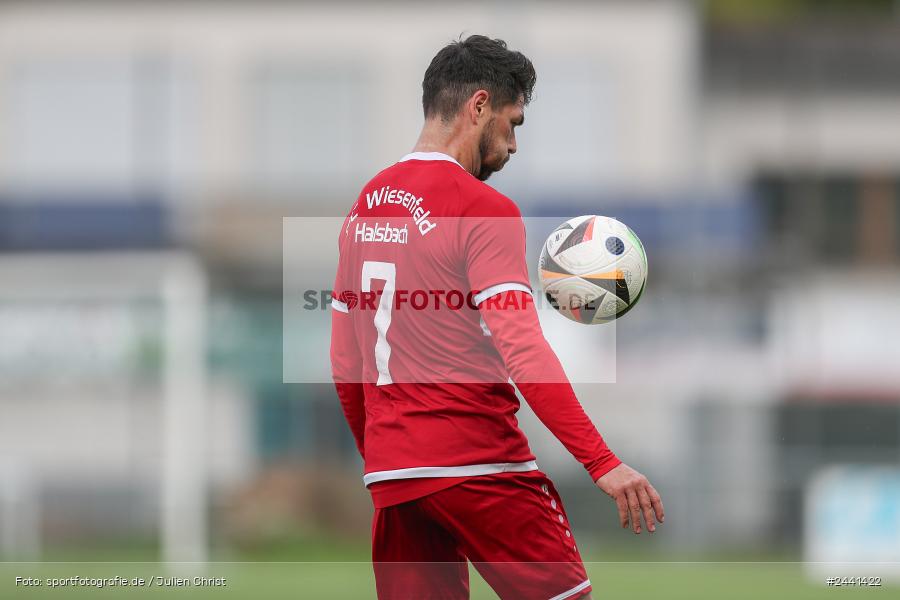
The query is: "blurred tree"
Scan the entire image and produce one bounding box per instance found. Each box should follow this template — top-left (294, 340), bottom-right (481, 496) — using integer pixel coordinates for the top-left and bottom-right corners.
top-left (706, 0), bottom-right (898, 23)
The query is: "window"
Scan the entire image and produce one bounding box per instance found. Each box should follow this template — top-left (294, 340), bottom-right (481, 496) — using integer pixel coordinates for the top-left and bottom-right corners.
top-left (756, 173), bottom-right (899, 264)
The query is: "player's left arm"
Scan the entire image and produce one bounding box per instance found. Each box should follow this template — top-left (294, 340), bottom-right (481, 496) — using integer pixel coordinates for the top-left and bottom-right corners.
top-left (331, 284), bottom-right (366, 459)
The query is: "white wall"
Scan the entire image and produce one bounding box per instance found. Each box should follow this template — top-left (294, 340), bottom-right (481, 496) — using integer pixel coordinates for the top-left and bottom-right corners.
top-left (0, 1), bottom-right (699, 201)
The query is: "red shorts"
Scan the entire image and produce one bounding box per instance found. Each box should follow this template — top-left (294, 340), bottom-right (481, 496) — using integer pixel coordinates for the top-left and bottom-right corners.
top-left (372, 470), bottom-right (592, 600)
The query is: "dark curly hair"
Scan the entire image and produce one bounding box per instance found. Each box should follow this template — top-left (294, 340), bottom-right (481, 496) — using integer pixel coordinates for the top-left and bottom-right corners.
top-left (422, 34), bottom-right (536, 121)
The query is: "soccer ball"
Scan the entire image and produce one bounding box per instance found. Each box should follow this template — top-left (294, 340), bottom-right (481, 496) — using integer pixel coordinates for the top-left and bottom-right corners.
top-left (538, 215), bottom-right (648, 324)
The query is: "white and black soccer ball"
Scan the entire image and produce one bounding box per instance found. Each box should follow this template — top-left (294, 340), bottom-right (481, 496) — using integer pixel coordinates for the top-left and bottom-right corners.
top-left (538, 215), bottom-right (648, 324)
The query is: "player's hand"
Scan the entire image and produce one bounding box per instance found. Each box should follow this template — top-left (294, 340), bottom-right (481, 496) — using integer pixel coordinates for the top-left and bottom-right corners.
top-left (595, 463), bottom-right (664, 534)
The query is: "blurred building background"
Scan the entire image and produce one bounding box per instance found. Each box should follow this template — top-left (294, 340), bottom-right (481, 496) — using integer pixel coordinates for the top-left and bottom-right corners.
top-left (1, 0), bottom-right (899, 574)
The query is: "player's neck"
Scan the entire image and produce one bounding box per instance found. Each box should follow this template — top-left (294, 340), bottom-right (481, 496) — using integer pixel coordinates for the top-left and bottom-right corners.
top-left (412, 122), bottom-right (480, 177)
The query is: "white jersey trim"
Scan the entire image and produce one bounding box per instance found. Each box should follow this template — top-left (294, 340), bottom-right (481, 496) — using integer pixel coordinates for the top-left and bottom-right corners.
top-left (331, 298), bottom-right (349, 313)
top-left (473, 282), bottom-right (533, 306)
top-left (363, 460), bottom-right (538, 486)
top-left (549, 579), bottom-right (591, 600)
top-left (398, 151), bottom-right (464, 170)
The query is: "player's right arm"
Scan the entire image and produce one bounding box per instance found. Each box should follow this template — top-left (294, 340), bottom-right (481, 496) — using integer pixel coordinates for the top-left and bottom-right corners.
top-left (479, 292), bottom-right (665, 534)
top-left (464, 195), bottom-right (664, 534)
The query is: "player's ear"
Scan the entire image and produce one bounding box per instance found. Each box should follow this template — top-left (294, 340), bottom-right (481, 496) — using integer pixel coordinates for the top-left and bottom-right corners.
top-left (469, 89), bottom-right (490, 124)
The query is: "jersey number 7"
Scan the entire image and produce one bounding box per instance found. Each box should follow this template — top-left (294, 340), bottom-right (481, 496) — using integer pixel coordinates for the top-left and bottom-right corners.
top-left (362, 260), bottom-right (395, 386)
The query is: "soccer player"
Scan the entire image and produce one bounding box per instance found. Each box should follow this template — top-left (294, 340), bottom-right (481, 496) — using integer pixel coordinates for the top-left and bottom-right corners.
top-left (330, 35), bottom-right (664, 600)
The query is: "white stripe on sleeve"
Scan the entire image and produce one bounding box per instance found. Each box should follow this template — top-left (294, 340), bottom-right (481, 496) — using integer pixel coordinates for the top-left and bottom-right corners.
top-left (473, 282), bottom-right (532, 306)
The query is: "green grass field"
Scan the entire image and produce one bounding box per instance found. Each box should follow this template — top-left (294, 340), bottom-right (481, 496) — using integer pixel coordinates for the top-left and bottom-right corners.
top-left (4, 562), bottom-right (897, 600)
top-left (2, 539), bottom-right (896, 599)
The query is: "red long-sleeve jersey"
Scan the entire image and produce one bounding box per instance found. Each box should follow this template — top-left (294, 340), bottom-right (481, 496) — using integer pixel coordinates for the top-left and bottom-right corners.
top-left (330, 152), bottom-right (619, 507)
